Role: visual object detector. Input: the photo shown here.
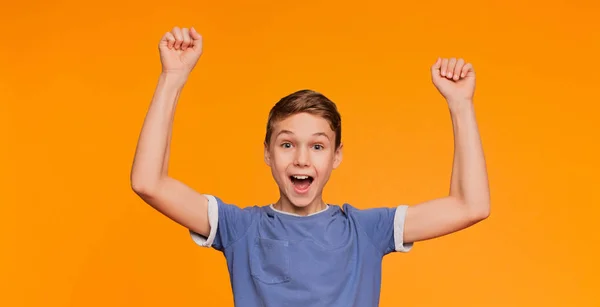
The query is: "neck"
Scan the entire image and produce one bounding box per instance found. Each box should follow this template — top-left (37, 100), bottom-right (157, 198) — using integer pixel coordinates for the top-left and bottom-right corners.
top-left (274, 196), bottom-right (327, 216)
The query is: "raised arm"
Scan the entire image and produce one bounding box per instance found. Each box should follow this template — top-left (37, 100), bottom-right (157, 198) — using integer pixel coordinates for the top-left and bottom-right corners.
top-left (130, 26), bottom-right (211, 237)
top-left (403, 57), bottom-right (490, 243)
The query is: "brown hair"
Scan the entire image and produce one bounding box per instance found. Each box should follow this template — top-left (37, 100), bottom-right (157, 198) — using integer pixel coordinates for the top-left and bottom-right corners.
top-left (264, 89), bottom-right (342, 149)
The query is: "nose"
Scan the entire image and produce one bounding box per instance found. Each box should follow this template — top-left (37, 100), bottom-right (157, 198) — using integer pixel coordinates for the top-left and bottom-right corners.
top-left (294, 147), bottom-right (310, 167)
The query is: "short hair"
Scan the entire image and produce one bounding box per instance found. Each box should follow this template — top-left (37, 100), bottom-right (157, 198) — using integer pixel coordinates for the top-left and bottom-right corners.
top-left (264, 89), bottom-right (342, 149)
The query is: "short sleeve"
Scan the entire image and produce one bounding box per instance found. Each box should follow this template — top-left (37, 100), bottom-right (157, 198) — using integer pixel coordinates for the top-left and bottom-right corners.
top-left (190, 195), bottom-right (255, 251)
top-left (392, 205), bottom-right (413, 253)
top-left (347, 204), bottom-right (413, 255)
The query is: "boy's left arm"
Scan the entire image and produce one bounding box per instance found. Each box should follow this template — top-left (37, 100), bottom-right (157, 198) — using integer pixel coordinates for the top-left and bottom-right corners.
top-left (404, 57), bottom-right (490, 244)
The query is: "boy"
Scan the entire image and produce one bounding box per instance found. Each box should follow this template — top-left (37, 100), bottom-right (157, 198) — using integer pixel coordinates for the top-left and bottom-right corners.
top-left (131, 26), bottom-right (490, 307)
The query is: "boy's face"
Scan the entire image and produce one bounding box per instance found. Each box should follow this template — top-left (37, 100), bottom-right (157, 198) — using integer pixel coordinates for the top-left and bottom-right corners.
top-left (264, 112), bottom-right (342, 209)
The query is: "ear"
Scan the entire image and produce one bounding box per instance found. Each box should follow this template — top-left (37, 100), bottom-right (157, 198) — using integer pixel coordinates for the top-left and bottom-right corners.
top-left (333, 143), bottom-right (343, 169)
top-left (264, 142), bottom-right (271, 166)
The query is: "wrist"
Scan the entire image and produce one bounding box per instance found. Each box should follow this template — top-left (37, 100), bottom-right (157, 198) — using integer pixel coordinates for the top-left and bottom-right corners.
top-left (159, 71), bottom-right (188, 88)
top-left (447, 99), bottom-right (474, 115)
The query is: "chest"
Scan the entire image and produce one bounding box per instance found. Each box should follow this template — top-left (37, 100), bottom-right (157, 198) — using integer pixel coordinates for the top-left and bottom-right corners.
top-left (242, 216), bottom-right (380, 286)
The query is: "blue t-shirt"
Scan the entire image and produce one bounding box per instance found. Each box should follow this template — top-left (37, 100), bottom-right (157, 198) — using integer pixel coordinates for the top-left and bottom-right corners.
top-left (190, 195), bottom-right (413, 307)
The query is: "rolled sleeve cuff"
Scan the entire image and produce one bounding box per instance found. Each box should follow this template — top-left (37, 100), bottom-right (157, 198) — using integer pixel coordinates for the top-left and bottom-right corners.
top-left (393, 205), bottom-right (413, 252)
top-left (190, 194), bottom-right (219, 248)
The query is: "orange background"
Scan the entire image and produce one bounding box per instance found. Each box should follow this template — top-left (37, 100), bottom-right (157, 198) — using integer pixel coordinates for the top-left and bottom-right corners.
top-left (2, 0), bottom-right (599, 306)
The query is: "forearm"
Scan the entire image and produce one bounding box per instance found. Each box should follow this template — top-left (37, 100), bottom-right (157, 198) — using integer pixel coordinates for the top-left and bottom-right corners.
top-left (131, 73), bottom-right (187, 191)
top-left (162, 89), bottom-right (182, 176)
top-left (448, 101), bottom-right (490, 217)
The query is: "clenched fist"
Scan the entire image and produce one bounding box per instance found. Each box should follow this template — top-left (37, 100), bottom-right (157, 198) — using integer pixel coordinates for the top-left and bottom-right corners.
top-left (431, 57), bottom-right (476, 111)
top-left (159, 26), bottom-right (203, 76)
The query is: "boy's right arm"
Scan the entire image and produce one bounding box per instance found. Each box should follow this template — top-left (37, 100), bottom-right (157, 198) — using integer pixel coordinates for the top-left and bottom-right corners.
top-left (130, 26), bottom-right (211, 238)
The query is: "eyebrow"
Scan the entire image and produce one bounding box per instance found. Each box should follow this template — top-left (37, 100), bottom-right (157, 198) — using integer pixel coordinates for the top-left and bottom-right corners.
top-left (276, 130), bottom-right (330, 140)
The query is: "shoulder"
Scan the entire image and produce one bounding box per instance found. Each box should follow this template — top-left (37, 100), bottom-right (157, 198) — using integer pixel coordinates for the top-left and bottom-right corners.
top-left (341, 203), bottom-right (367, 212)
top-left (340, 203), bottom-right (397, 237)
top-left (209, 195), bottom-right (265, 214)
top-left (193, 195), bottom-right (269, 250)
top-left (341, 203), bottom-right (412, 254)
top-left (341, 203), bottom-right (397, 221)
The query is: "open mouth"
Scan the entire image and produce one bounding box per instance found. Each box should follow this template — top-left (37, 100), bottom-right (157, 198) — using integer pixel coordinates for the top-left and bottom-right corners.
top-left (289, 175), bottom-right (314, 193)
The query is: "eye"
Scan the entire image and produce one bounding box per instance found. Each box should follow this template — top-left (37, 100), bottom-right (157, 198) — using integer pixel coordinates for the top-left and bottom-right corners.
top-left (313, 144), bottom-right (324, 150)
top-left (281, 142), bottom-right (292, 149)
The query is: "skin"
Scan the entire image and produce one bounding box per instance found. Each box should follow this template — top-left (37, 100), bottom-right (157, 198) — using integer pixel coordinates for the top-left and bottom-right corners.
top-left (264, 113), bottom-right (343, 215)
top-left (402, 57), bottom-right (490, 243)
top-left (130, 26), bottom-right (490, 245)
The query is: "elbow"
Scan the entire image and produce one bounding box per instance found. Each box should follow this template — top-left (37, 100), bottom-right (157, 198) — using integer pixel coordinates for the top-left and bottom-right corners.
top-left (456, 194), bottom-right (490, 223)
top-left (130, 176), bottom-right (159, 196)
top-left (131, 181), bottom-right (150, 195)
top-left (469, 202), bottom-right (491, 222)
